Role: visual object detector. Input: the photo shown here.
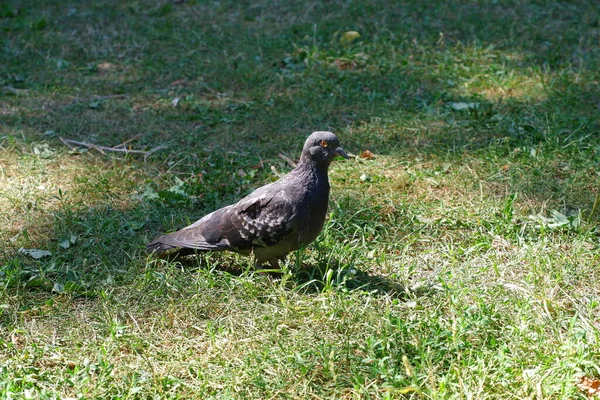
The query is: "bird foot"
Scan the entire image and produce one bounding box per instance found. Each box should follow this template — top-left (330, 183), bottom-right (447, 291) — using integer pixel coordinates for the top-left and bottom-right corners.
top-left (254, 258), bottom-right (283, 272)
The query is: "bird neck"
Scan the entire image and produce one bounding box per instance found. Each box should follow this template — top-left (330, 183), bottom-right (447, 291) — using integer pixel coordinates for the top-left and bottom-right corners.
top-left (296, 153), bottom-right (331, 175)
top-left (295, 155), bottom-right (330, 178)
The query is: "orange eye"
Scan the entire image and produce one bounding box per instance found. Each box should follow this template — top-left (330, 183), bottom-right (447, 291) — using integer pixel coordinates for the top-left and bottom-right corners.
top-left (320, 140), bottom-right (328, 147)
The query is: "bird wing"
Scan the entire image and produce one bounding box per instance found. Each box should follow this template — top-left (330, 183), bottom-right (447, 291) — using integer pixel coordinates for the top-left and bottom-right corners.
top-left (148, 188), bottom-right (299, 252)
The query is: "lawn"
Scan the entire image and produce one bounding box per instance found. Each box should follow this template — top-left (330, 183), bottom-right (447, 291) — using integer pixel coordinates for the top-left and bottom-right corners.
top-left (1, 0), bottom-right (600, 398)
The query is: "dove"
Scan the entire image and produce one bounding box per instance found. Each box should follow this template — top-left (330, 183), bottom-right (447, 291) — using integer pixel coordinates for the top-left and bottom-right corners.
top-left (147, 131), bottom-right (349, 267)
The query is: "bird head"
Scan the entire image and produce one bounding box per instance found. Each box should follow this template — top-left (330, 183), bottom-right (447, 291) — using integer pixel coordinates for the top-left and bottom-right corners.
top-left (301, 131), bottom-right (349, 167)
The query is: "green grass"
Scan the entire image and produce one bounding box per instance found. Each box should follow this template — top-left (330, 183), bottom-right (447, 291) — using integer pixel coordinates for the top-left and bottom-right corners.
top-left (2, 0), bottom-right (600, 398)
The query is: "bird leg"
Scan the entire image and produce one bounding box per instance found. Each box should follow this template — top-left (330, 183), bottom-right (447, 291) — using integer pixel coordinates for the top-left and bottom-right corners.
top-left (253, 259), bottom-right (279, 269)
top-left (253, 257), bottom-right (282, 270)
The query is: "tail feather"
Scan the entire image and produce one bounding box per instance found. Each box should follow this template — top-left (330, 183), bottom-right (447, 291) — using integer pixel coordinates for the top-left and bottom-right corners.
top-left (146, 237), bottom-right (206, 259)
top-left (146, 238), bottom-right (178, 254)
top-left (146, 231), bottom-right (224, 256)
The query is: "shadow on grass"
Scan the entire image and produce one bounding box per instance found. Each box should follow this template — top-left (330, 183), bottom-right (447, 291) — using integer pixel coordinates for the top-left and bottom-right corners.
top-left (2, 0), bottom-right (600, 306)
top-left (141, 249), bottom-right (424, 299)
top-left (3, 210), bottom-right (428, 301)
top-left (290, 261), bottom-right (435, 300)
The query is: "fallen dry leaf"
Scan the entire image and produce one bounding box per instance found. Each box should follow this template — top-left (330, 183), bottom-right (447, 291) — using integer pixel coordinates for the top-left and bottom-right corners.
top-left (449, 101), bottom-right (479, 111)
top-left (577, 376), bottom-right (600, 397)
top-left (11, 332), bottom-right (24, 347)
top-left (360, 149), bottom-right (375, 159)
top-left (334, 59), bottom-right (357, 70)
top-left (97, 62), bottom-right (115, 72)
top-left (19, 248), bottom-right (52, 259)
top-left (341, 30), bottom-right (361, 43)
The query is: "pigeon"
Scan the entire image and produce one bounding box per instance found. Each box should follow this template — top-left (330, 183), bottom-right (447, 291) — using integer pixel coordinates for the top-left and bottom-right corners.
top-left (147, 131), bottom-right (349, 267)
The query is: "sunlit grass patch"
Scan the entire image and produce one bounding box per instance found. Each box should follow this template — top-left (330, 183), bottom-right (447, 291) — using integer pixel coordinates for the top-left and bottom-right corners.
top-left (2, 0), bottom-right (600, 398)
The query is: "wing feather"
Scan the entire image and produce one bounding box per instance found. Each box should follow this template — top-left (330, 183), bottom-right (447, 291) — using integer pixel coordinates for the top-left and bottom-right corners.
top-left (147, 189), bottom-right (298, 254)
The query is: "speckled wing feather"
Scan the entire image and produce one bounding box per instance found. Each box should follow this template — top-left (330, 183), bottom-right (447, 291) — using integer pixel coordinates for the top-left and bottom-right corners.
top-left (146, 188), bottom-right (298, 253)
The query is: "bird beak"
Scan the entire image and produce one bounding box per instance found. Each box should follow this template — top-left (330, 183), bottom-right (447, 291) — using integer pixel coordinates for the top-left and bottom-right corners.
top-left (333, 147), bottom-right (350, 159)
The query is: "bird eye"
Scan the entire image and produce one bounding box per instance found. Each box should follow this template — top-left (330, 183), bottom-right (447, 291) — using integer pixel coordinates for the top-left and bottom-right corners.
top-left (319, 140), bottom-right (329, 147)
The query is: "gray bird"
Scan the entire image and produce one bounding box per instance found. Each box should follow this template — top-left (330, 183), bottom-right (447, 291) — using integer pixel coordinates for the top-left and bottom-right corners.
top-left (147, 131), bottom-right (349, 267)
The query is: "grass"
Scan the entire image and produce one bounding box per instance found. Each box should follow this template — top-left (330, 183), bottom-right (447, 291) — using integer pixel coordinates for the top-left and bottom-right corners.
top-left (1, 0), bottom-right (600, 398)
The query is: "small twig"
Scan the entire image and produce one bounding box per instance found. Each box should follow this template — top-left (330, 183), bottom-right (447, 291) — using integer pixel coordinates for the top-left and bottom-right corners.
top-left (69, 94), bottom-right (128, 105)
top-left (278, 153), bottom-right (297, 168)
top-left (3, 86), bottom-right (27, 96)
top-left (59, 137), bottom-right (167, 160)
top-left (270, 165), bottom-right (284, 178)
top-left (60, 137), bottom-right (104, 154)
top-left (91, 94), bottom-right (128, 101)
top-left (114, 134), bottom-right (141, 148)
top-left (143, 144), bottom-right (168, 162)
